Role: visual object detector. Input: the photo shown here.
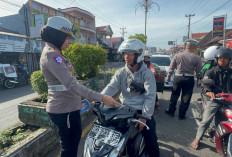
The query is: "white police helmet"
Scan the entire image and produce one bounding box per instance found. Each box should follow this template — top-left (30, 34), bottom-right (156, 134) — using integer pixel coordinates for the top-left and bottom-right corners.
top-left (144, 50), bottom-right (152, 57)
top-left (184, 39), bottom-right (198, 45)
top-left (204, 46), bottom-right (223, 61)
top-left (118, 39), bottom-right (145, 63)
top-left (47, 16), bottom-right (75, 39)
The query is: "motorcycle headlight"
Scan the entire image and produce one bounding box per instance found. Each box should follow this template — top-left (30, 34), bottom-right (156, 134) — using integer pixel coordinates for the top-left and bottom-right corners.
top-left (109, 138), bottom-right (125, 157)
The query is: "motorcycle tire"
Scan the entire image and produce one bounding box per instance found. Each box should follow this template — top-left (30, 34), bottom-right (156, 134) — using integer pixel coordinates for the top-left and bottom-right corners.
top-left (3, 79), bottom-right (16, 89)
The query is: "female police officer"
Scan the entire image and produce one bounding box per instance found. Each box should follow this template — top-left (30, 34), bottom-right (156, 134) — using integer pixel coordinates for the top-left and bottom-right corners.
top-left (40, 16), bottom-right (121, 157)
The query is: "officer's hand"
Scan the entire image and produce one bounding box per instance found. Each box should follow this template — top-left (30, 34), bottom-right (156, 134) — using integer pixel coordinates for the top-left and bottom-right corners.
top-left (206, 92), bottom-right (215, 100)
top-left (102, 95), bottom-right (122, 107)
top-left (135, 118), bottom-right (146, 132)
top-left (166, 77), bottom-right (170, 82)
top-left (89, 101), bottom-right (95, 112)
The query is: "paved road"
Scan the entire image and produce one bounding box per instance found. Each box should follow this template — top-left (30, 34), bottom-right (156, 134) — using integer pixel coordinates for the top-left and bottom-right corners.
top-left (46, 84), bottom-right (220, 157)
top-left (0, 85), bottom-right (37, 131)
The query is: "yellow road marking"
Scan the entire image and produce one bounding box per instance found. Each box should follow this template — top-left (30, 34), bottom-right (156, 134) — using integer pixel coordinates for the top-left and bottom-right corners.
top-left (81, 96), bottom-right (120, 138)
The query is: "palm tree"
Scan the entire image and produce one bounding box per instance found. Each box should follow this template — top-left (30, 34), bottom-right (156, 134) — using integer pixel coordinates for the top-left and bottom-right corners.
top-left (135, 0), bottom-right (160, 48)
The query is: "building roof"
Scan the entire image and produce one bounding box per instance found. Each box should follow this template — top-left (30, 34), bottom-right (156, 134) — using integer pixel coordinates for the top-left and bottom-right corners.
top-left (207, 29), bottom-right (232, 44)
top-left (96, 26), bottom-right (107, 31)
top-left (0, 27), bottom-right (19, 34)
top-left (192, 32), bottom-right (208, 39)
top-left (106, 37), bottom-right (122, 43)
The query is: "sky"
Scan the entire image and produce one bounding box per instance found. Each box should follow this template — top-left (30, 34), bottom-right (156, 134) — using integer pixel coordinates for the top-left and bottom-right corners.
top-left (0, 0), bottom-right (232, 50)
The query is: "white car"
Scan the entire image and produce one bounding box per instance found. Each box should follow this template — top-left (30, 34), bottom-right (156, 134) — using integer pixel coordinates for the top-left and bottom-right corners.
top-left (150, 55), bottom-right (174, 87)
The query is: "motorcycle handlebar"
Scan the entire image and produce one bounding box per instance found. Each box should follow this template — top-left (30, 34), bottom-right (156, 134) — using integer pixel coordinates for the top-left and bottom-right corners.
top-left (214, 97), bottom-right (224, 101)
top-left (128, 119), bottom-right (150, 130)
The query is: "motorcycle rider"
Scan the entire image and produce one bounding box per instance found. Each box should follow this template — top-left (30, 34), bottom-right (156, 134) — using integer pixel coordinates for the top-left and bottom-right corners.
top-left (101, 39), bottom-right (160, 156)
top-left (199, 46), bottom-right (223, 81)
top-left (143, 50), bottom-right (160, 110)
top-left (192, 48), bottom-right (232, 149)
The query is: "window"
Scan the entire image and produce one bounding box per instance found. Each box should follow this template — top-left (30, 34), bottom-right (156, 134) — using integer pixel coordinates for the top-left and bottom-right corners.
top-left (150, 56), bottom-right (171, 66)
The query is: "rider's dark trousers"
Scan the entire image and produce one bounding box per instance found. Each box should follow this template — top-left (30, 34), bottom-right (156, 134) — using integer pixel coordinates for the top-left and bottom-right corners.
top-left (168, 76), bottom-right (194, 117)
top-left (49, 110), bottom-right (82, 157)
top-left (141, 113), bottom-right (160, 157)
top-left (196, 96), bottom-right (221, 140)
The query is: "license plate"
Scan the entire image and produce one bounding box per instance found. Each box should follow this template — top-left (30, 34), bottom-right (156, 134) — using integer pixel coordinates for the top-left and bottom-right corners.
top-left (88, 124), bottom-right (122, 147)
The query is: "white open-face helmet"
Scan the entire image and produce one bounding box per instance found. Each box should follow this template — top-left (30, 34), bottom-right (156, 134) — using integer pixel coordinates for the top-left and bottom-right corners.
top-left (204, 46), bottom-right (223, 61)
top-left (144, 50), bottom-right (152, 57)
top-left (118, 39), bottom-right (145, 64)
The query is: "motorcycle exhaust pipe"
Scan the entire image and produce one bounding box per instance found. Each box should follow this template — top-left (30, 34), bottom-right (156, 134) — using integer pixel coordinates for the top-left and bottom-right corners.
top-left (9, 80), bottom-right (18, 84)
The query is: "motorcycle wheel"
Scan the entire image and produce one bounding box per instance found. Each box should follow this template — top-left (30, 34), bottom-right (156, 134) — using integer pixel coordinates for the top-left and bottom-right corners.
top-left (3, 79), bottom-right (16, 89)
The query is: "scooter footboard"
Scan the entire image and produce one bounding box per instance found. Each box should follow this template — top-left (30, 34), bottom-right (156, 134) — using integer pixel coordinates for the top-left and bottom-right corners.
top-left (227, 133), bottom-right (232, 157)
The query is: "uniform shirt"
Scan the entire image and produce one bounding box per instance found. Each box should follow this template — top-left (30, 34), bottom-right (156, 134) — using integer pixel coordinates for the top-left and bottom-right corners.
top-left (167, 50), bottom-right (202, 79)
top-left (101, 62), bottom-right (156, 118)
top-left (40, 43), bottom-right (103, 113)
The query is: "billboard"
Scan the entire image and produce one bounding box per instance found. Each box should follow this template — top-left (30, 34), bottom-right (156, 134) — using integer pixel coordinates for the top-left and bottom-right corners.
top-left (212, 16), bottom-right (225, 38)
top-left (0, 35), bottom-right (42, 53)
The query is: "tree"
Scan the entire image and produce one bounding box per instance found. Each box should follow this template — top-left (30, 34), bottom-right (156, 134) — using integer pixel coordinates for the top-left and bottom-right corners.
top-left (128, 33), bottom-right (147, 44)
top-left (135, 0), bottom-right (160, 48)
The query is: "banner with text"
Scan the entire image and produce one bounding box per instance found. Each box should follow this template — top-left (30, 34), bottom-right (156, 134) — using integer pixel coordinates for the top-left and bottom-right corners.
top-left (0, 35), bottom-right (42, 53)
top-left (212, 16), bottom-right (224, 38)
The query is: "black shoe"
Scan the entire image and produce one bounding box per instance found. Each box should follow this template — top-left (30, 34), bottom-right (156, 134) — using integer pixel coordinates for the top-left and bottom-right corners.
top-left (165, 109), bottom-right (174, 117)
top-left (178, 116), bottom-right (186, 120)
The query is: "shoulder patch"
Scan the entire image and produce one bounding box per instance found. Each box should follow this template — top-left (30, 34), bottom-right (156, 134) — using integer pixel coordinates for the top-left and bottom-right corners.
top-left (53, 55), bottom-right (63, 64)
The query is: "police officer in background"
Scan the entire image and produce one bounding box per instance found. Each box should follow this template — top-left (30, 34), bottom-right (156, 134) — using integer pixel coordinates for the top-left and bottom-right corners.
top-left (40, 16), bottom-right (121, 157)
top-left (165, 39), bottom-right (202, 120)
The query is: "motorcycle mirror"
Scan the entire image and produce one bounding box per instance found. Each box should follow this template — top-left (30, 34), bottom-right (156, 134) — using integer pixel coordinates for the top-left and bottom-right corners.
top-left (202, 79), bottom-right (215, 86)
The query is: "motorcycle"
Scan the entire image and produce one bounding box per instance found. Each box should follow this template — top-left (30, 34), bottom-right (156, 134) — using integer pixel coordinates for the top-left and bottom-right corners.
top-left (83, 102), bottom-right (150, 157)
top-left (15, 64), bottom-right (30, 86)
top-left (0, 64), bottom-right (18, 89)
top-left (192, 79), bottom-right (232, 156)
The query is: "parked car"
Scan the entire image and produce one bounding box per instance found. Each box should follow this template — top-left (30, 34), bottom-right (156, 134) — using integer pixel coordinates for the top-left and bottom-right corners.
top-left (152, 63), bottom-right (166, 92)
top-left (150, 55), bottom-right (174, 87)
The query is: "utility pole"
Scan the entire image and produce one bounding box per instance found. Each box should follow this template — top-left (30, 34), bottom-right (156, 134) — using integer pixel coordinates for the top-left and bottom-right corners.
top-left (185, 14), bottom-right (195, 39)
top-left (120, 27), bottom-right (127, 39)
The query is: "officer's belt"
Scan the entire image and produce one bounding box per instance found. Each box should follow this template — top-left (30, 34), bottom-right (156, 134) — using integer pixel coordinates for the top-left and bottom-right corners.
top-left (48, 85), bottom-right (67, 91)
top-left (175, 73), bottom-right (194, 77)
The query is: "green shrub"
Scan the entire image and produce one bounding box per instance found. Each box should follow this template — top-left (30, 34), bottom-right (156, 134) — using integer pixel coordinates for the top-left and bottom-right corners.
top-left (30, 70), bottom-right (48, 102)
top-left (0, 130), bottom-right (13, 148)
top-left (63, 43), bottom-right (107, 79)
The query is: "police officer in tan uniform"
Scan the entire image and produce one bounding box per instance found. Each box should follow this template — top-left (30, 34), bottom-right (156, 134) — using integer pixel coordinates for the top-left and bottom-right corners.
top-left (40, 16), bottom-right (121, 157)
top-left (165, 39), bottom-right (202, 120)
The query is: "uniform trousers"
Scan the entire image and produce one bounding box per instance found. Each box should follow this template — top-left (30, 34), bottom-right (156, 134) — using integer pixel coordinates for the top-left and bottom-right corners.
top-left (168, 76), bottom-right (194, 117)
top-left (49, 110), bottom-right (82, 157)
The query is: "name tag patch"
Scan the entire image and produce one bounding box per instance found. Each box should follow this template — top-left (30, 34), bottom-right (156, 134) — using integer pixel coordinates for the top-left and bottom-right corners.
top-left (53, 55), bottom-right (63, 64)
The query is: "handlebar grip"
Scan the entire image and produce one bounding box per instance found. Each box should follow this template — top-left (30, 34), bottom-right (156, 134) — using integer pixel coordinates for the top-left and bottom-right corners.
top-left (215, 97), bottom-right (224, 101)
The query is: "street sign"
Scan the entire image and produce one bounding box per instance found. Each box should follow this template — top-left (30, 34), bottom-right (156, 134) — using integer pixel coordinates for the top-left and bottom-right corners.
top-left (168, 41), bottom-right (174, 45)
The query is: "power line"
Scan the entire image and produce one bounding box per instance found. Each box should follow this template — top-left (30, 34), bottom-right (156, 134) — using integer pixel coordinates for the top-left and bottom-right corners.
top-left (191, 0), bottom-right (231, 25)
top-left (76, 0), bottom-right (124, 28)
